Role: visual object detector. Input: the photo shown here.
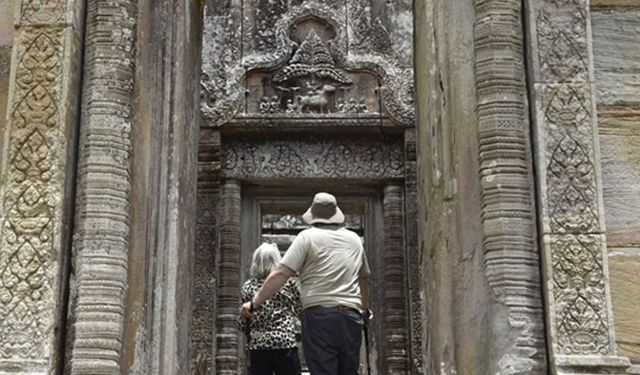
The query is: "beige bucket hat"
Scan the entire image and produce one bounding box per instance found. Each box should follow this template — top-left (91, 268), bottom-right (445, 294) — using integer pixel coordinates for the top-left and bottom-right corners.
top-left (302, 192), bottom-right (345, 225)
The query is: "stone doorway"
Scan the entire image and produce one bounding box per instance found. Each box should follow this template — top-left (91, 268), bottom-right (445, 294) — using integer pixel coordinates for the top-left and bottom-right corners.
top-left (241, 188), bottom-right (382, 374)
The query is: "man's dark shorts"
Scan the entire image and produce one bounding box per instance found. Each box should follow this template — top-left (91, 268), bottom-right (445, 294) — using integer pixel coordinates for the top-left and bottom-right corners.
top-left (301, 307), bottom-right (364, 375)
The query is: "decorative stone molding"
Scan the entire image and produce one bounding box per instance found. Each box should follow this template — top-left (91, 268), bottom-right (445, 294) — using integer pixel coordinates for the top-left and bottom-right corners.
top-left (222, 136), bottom-right (404, 180)
top-left (215, 180), bottom-right (242, 375)
top-left (201, 0), bottom-right (414, 126)
top-left (66, 1), bottom-right (137, 372)
top-left (0, 0), bottom-right (84, 372)
top-left (524, 0), bottom-right (631, 372)
top-left (473, 0), bottom-right (548, 373)
top-left (382, 185), bottom-right (409, 373)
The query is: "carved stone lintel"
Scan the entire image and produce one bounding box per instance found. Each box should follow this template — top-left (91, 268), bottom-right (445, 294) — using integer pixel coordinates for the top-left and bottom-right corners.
top-left (525, 0), bottom-right (631, 371)
top-left (223, 136), bottom-right (404, 180)
top-left (0, 0), bottom-right (84, 372)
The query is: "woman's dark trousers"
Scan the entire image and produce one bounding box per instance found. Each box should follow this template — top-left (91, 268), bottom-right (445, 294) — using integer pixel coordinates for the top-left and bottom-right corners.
top-left (250, 347), bottom-right (301, 375)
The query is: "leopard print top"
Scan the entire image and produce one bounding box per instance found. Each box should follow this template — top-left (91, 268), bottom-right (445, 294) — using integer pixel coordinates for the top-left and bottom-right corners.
top-left (238, 278), bottom-right (302, 350)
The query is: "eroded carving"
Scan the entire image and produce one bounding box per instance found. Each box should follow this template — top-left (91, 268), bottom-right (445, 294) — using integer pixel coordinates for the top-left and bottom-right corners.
top-left (223, 136), bottom-right (404, 179)
top-left (201, 1), bottom-right (415, 126)
top-left (551, 235), bottom-right (610, 355)
top-left (528, 0), bottom-right (622, 365)
top-left (0, 27), bottom-right (63, 363)
top-left (473, 0), bottom-right (547, 372)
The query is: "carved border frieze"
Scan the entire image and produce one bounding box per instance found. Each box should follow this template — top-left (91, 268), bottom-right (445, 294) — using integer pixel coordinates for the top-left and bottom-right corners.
top-left (222, 136), bottom-right (404, 180)
top-left (0, 0), bottom-right (84, 371)
top-left (525, 0), bottom-right (630, 371)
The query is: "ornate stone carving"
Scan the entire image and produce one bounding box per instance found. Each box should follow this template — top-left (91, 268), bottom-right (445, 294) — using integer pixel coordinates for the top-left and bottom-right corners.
top-left (1, 29), bottom-right (58, 363)
top-left (473, 0), bottom-right (547, 373)
top-left (201, 0), bottom-right (415, 126)
top-left (223, 136), bottom-right (404, 179)
top-left (550, 235), bottom-right (610, 355)
top-left (0, 0), bottom-right (84, 370)
top-left (382, 185), bottom-right (409, 373)
top-left (526, 0), bottom-right (629, 370)
top-left (67, 0), bottom-right (138, 372)
top-left (215, 180), bottom-right (242, 375)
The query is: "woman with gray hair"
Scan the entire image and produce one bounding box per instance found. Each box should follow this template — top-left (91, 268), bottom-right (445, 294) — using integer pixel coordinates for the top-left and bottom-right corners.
top-left (239, 242), bottom-right (302, 375)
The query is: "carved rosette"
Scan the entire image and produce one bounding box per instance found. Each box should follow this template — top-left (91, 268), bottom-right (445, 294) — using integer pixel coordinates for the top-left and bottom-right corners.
top-left (525, 0), bottom-right (630, 371)
top-left (0, 0), bottom-right (84, 372)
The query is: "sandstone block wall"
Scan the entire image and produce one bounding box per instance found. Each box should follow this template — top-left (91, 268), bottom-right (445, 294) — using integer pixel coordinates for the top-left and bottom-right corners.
top-left (593, 3), bottom-right (640, 364)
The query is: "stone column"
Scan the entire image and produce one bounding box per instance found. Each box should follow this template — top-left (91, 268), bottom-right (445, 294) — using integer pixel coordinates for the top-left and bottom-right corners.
top-left (0, 0), bottom-right (84, 372)
top-left (473, 0), bottom-right (547, 372)
top-left (216, 179), bottom-right (242, 375)
top-left (67, 1), bottom-right (137, 372)
top-left (524, 0), bottom-right (631, 373)
top-left (382, 184), bottom-right (409, 373)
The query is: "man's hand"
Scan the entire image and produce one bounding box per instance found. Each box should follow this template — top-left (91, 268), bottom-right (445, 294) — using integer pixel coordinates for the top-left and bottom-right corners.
top-left (241, 301), bottom-right (254, 319)
top-left (363, 308), bottom-right (374, 322)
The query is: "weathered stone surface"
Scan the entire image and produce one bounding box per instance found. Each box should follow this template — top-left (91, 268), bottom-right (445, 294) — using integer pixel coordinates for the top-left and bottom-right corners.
top-left (592, 10), bottom-right (640, 107)
top-left (525, 0), bottom-right (631, 371)
top-left (608, 248), bottom-right (640, 363)
top-left (66, 0), bottom-right (138, 373)
top-left (222, 135), bottom-right (404, 179)
top-left (201, 0), bottom-right (415, 126)
top-left (599, 114), bottom-right (640, 248)
top-left (592, 0), bottom-right (640, 7)
top-left (0, 0), bottom-right (84, 372)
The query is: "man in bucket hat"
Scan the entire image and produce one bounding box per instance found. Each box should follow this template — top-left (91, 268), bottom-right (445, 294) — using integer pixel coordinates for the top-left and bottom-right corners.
top-left (241, 192), bottom-right (371, 375)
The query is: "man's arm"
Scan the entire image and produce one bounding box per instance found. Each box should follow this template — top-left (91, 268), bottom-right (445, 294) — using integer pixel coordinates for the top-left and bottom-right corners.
top-left (358, 274), bottom-right (370, 311)
top-left (241, 263), bottom-right (296, 318)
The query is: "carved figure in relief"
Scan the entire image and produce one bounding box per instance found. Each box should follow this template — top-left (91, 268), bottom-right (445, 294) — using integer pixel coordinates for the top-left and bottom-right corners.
top-left (271, 29), bottom-right (352, 114)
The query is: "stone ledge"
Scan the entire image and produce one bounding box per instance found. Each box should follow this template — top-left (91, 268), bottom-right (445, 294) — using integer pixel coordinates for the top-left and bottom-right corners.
top-left (557, 355), bottom-right (631, 374)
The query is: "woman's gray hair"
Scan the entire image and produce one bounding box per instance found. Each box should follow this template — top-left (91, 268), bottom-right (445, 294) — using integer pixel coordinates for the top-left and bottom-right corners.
top-left (250, 242), bottom-right (281, 279)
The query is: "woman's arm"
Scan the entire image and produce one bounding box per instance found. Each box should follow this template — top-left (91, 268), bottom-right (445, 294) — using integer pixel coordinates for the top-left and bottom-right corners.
top-left (241, 264), bottom-right (296, 318)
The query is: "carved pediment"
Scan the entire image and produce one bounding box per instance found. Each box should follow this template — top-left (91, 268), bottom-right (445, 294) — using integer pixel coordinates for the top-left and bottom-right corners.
top-left (200, 2), bottom-right (415, 127)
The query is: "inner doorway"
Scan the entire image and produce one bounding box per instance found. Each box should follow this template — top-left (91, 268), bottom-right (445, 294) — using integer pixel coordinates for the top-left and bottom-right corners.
top-left (240, 187), bottom-right (384, 374)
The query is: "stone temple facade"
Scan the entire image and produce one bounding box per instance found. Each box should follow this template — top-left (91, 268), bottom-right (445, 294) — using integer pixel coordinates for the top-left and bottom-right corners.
top-left (0, 0), bottom-right (639, 374)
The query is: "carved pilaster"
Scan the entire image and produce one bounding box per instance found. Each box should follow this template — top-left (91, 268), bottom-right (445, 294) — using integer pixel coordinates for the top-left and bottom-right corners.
top-left (216, 180), bottom-right (242, 375)
top-left (0, 0), bottom-right (84, 372)
top-left (473, 0), bottom-right (547, 372)
top-left (382, 185), bottom-right (409, 373)
top-left (66, 1), bottom-right (137, 372)
top-left (193, 129), bottom-right (221, 374)
top-left (404, 129), bottom-right (424, 374)
top-left (524, 0), bottom-right (631, 372)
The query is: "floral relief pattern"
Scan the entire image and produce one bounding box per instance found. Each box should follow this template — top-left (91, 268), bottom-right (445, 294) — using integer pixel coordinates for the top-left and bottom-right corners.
top-left (533, 0), bottom-right (615, 359)
top-left (0, 28), bottom-right (62, 361)
top-left (552, 235), bottom-right (610, 355)
top-left (223, 138), bottom-right (404, 179)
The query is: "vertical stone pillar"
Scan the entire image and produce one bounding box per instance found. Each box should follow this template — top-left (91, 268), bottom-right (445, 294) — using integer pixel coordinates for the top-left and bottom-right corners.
top-left (67, 1), bottom-right (137, 372)
top-left (404, 130), bottom-right (424, 373)
top-left (216, 179), bottom-right (242, 375)
top-left (473, 0), bottom-right (547, 372)
top-left (382, 184), bottom-right (409, 373)
top-left (192, 129), bottom-right (221, 374)
top-left (0, 0), bottom-right (84, 372)
top-left (525, 0), bottom-right (631, 373)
